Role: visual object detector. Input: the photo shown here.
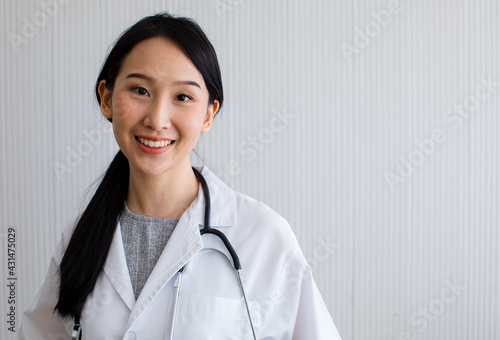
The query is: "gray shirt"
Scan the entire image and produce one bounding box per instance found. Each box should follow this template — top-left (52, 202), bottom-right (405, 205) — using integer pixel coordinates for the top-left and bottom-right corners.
top-left (119, 203), bottom-right (179, 300)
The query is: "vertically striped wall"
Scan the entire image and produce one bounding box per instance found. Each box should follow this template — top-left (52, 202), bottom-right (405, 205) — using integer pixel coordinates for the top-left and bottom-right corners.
top-left (1, 1), bottom-right (498, 339)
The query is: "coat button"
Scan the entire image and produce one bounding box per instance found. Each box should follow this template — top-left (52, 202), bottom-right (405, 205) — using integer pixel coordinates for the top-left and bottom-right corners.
top-left (127, 332), bottom-right (137, 340)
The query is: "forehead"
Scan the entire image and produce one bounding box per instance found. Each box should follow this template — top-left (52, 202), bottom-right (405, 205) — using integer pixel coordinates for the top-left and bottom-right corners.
top-left (118, 37), bottom-right (205, 85)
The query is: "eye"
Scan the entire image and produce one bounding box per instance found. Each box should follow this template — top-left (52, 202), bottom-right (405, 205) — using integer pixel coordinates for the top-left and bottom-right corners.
top-left (132, 87), bottom-right (149, 96)
top-left (175, 94), bottom-right (193, 102)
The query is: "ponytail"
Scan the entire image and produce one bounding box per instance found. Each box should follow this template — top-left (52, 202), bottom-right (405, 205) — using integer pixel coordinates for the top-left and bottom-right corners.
top-left (55, 150), bottom-right (129, 319)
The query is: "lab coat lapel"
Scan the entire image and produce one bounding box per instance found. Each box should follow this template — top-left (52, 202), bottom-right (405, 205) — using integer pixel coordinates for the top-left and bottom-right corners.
top-left (126, 183), bottom-right (205, 327)
top-left (103, 224), bottom-right (136, 311)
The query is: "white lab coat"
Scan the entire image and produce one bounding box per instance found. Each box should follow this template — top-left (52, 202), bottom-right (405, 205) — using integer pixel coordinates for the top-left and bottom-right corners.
top-left (19, 167), bottom-right (342, 340)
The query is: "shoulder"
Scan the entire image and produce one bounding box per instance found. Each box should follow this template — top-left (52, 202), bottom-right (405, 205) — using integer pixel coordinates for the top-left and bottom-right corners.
top-left (233, 190), bottom-right (293, 240)
top-left (234, 190), bottom-right (306, 266)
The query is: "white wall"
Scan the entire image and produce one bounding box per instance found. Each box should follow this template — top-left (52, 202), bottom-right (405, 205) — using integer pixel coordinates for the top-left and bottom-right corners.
top-left (1, 0), bottom-right (499, 339)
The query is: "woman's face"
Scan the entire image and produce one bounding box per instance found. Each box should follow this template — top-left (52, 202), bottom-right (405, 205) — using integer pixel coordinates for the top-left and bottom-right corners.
top-left (98, 37), bottom-right (219, 178)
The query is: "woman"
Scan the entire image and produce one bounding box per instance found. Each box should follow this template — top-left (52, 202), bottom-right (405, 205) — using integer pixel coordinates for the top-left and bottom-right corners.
top-left (19, 12), bottom-right (341, 339)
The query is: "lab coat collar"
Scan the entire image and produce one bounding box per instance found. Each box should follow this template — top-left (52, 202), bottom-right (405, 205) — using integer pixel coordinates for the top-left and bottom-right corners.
top-left (103, 166), bottom-right (237, 328)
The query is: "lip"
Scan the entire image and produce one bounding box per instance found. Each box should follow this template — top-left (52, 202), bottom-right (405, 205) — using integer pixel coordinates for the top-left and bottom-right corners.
top-left (135, 136), bottom-right (175, 155)
top-left (136, 135), bottom-right (175, 142)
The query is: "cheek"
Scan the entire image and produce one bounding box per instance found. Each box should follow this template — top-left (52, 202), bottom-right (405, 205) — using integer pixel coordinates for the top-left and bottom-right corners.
top-left (111, 95), bottom-right (138, 139)
top-left (180, 113), bottom-right (206, 139)
top-left (112, 96), bottom-right (137, 121)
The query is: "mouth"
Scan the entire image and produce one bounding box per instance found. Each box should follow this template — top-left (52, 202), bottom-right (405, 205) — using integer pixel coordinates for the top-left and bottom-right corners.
top-left (135, 136), bottom-right (175, 148)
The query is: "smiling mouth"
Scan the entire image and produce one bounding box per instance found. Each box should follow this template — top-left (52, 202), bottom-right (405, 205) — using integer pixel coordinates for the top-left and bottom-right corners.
top-left (136, 137), bottom-right (175, 148)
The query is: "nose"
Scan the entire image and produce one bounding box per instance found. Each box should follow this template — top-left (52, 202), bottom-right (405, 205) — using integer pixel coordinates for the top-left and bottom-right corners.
top-left (143, 97), bottom-right (172, 131)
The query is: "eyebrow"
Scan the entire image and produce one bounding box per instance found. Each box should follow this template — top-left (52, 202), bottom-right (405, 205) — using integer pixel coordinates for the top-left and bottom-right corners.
top-left (125, 73), bottom-right (155, 82)
top-left (125, 73), bottom-right (201, 89)
top-left (172, 80), bottom-right (202, 89)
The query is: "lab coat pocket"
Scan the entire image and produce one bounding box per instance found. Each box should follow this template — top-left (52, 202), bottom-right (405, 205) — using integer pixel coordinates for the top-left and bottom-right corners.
top-left (172, 293), bottom-right (254, 340)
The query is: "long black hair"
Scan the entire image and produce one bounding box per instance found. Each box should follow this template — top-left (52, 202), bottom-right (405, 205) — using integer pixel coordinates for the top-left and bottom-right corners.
top-left (55, 12), bottom-right (224, 319)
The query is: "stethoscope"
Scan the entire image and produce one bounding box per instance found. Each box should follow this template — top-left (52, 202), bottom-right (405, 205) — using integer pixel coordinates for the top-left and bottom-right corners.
top-left (71, 167), bottom-right (258, 340)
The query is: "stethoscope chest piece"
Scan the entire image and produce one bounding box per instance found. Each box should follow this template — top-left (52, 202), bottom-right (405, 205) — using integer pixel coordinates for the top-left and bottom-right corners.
top-left (71, 318), bottom-right (82, 340)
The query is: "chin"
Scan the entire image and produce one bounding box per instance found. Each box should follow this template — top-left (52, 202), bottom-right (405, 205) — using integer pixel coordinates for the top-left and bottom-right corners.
top-left (140, 166), bottom-right (169, 177)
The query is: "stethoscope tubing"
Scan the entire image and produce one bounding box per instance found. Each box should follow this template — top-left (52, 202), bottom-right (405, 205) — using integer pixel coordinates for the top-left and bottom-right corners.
top-left (237, 269), bottom-right (258, 339)
top-left (193, 167), bottom-right (242, 270)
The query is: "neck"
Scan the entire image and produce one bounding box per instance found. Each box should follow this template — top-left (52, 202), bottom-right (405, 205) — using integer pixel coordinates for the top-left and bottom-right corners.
top-left (126, 161), bottom-right (199, 218)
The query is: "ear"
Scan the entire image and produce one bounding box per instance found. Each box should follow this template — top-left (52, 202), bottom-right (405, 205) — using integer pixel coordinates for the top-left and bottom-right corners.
top-left (97, 80), bottom-right (113, 120)
top-left (201, 99), bottom-right (220, 133)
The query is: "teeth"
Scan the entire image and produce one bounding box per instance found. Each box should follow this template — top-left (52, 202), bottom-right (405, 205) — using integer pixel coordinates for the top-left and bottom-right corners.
top-left (138, 137), bottom-right (173, 148)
